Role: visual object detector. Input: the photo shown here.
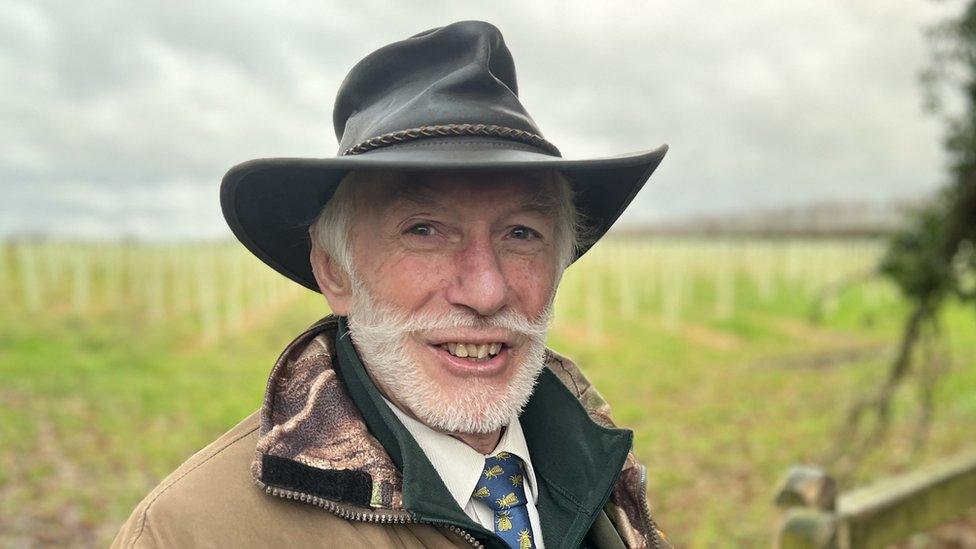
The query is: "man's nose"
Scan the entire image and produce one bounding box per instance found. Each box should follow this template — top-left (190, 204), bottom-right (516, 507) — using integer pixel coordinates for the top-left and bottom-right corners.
top-left (445, 237), bottom-right (511, 317)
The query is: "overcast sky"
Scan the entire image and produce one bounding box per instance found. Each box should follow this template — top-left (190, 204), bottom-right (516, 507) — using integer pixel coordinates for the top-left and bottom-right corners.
top-left (0, 0), bottom-right (964, 239)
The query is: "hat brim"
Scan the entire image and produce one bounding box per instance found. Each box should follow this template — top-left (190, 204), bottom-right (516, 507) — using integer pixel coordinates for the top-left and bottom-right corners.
top-left (220, 141), bottom-right (668, 292)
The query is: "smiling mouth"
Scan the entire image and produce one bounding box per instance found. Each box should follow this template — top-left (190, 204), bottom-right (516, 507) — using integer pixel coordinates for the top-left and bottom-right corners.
top-left (437, 342), bottom-right (504, 360)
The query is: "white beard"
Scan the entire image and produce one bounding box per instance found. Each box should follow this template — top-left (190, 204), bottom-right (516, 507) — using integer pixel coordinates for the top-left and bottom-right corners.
top-left (346, 276), bottom-right (552, 434)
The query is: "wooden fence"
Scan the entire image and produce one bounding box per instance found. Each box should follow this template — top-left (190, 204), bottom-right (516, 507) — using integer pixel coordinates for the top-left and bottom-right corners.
top-left (774, 449), bottom-right (976, 548)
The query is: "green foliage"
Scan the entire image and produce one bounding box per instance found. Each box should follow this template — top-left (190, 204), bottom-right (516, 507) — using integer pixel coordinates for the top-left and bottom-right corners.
top-left (880, 206), bottom-right (953, 304)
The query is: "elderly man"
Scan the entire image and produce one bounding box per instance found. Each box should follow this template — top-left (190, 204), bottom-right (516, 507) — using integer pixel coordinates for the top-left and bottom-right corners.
top-left (114, 21), bottom-right (668, 549)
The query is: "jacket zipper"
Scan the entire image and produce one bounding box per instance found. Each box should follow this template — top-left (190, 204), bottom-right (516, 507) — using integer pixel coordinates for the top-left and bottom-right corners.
top-left (258, 481), bottom-right (484, 548)
top-left (639, 464), bottom-right (663, 549)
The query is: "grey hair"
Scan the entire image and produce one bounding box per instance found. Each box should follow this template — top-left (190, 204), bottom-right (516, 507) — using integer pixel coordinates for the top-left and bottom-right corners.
top-left (309, 173), bottom-right (361, 278)
top-left (308, 170), bottom-right (586, 277)
top-left (536, 170), bottom-right (587, 274)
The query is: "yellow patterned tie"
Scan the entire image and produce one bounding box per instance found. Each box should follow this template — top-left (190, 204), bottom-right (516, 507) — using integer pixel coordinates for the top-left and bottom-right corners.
top-left (472, 452), bottom-right (535, 549)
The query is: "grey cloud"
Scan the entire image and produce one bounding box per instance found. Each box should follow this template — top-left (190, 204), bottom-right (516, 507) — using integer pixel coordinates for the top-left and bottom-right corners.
top-left (0, 0), bottom-right (962, 238)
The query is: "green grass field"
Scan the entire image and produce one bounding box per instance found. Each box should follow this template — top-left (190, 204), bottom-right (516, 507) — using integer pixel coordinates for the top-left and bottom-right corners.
top-left (1, 238), bottom-right (974, 547)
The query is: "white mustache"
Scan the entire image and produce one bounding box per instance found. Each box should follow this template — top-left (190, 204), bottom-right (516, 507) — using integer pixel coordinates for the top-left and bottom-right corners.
top-left (349, 284), bottom-right (551, 342)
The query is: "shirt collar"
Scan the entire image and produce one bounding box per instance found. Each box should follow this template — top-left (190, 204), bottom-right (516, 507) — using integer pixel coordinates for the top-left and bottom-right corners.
top-left (381, 396), bottom-right (538, 510)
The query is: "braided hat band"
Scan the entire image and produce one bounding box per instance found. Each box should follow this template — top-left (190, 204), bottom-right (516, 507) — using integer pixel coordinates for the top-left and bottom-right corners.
top-left (342, 123), bottom-right (562, 158)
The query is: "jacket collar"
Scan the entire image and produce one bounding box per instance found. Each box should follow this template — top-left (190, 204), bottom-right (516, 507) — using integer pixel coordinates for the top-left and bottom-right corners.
top-left (252, 316), bottom-right (664, 548)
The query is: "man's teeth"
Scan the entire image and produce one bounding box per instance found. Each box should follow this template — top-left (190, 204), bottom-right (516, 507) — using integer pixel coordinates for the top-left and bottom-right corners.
top-left (441, 342), bottom-right (503, 359)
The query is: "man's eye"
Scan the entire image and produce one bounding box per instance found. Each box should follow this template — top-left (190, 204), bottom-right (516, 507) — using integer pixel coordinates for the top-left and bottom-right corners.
top-left (406, 223), bottom-right (436, 236)
top-left (509, 227), bottom-right (540, 240)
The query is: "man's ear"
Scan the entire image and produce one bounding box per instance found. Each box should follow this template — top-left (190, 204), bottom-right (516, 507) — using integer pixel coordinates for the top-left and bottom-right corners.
top-left (310, 246), bottom-right (352, 316)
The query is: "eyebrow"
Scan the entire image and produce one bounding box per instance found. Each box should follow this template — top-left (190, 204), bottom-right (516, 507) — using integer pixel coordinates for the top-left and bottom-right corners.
top-left (521, 185), bottom-right (561, 217)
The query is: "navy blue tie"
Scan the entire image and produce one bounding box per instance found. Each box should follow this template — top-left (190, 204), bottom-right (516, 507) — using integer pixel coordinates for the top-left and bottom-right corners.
top-left (472, 452), bottom-right (536, 549)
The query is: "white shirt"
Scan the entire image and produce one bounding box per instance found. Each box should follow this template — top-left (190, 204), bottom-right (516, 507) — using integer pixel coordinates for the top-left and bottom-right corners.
top-left (382, 398), bottom-right (546, 548)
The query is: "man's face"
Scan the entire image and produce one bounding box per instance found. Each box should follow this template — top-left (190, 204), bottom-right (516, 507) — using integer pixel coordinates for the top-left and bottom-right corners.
top-left (340, 171), bottom-right (563, 434)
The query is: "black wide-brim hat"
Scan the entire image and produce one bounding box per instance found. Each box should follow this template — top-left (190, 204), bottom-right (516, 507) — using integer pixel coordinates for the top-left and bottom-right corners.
top-left (221, 21), bottom-right (667, 292)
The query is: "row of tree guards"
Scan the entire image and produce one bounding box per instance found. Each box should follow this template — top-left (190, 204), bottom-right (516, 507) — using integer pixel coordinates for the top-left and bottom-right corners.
top-left (0, 238), bottom-right (894, 345)
top-left (0, 242), bottom-right (303, 344)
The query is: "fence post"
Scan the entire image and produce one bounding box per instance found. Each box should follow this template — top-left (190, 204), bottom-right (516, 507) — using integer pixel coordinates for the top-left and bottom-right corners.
top-left (195, 250), bottom-right (220, 345)
top-left (774, 466), bottom-right (839, 549)
top-left (584, 256), bottom-right (603, 339)
top-left (72, 246), bottom-right (90, 315)
top-left (775, 450), bottom-right (976, 548)
top-left (17, 242), bottom-right (41, 312)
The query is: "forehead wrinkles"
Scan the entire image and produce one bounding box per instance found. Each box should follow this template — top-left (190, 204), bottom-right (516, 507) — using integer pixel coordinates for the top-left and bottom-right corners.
top-left (374, 171), bottom-right (562, 218)
top-left (388, 178), bottom-right (442, 210)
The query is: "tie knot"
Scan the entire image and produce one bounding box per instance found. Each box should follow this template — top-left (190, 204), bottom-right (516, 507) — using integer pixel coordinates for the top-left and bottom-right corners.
top-left (473, 452), bottom-right (528, 513)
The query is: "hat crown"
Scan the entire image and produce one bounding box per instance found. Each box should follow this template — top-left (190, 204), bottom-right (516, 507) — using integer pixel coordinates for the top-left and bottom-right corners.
top-left (332, 20), bottom-right (547, 155)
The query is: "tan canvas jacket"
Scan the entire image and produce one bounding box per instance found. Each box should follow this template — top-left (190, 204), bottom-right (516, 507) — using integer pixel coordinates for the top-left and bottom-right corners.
top-left (112, 317), bottom-right (670, 548)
